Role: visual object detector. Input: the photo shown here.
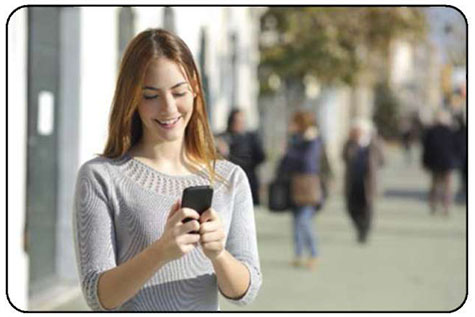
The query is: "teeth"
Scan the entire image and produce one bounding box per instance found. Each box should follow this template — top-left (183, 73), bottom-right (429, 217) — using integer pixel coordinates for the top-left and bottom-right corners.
top-left (157, 117), bottom-right (180, 125)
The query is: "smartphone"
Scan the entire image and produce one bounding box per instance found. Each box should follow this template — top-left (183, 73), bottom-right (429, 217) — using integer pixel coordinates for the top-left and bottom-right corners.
top-left (181, 185), bottom-right (214, 230)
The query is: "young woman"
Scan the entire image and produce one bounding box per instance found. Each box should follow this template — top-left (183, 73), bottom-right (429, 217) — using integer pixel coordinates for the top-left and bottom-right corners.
top-left (73, 29), bottom-right (262, 311)
top-left (281, 111), bottom-right (323, 270)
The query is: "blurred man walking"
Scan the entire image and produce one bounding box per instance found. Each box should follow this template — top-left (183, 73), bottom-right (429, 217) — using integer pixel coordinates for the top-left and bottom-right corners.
top-left (343, 119), bottom-right (384, 243)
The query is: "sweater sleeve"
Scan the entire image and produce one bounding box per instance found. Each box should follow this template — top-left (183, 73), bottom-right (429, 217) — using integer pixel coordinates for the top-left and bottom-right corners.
top-left (222, 166), bottom-right (263, 306)
top-left (72, 161), bottom-right (118, 311)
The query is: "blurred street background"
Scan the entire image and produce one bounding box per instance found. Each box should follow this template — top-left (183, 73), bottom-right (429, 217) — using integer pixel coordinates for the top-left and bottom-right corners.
top-left (53, 144), bottom-right (466, 311)
top-left (7, 6), bottom-right (466, 312)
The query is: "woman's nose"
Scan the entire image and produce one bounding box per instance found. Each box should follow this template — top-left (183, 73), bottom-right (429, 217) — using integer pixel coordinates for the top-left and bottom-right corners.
top-left (159, 93), bottom-right (178, 113)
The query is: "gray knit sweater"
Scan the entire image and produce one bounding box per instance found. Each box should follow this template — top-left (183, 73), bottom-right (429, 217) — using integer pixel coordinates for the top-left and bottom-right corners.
top-left (72, 154), bottom-right (262, 311)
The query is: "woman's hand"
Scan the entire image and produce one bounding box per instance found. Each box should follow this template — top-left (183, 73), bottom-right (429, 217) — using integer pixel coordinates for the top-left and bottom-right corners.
top-left (154, 200), bottom-right (201, 263)
top-left (199, 208), bottom-right (226, 261)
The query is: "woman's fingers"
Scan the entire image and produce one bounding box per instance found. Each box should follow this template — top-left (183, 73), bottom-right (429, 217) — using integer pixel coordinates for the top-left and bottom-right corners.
top-left (177, 219), bottom-right (201, 235)
top-left (200, 208), bottom-right (218, 223)
top-left (200, 230), bottom-right (225, 244)
top-left (178, 232), bottom-right (201, 245)
top-left (169, 207), bottom-right (200, 226)
top-left (199, 220), bottom-right (220, 234)
top-left (197, 209), bottom-right (225, 260)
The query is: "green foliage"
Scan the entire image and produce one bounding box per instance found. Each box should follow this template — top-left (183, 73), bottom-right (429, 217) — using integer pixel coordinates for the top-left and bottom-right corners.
top-left (259, 7), bottom-right (427, 93)
top-left (373, 82), bottom-right (400, 140)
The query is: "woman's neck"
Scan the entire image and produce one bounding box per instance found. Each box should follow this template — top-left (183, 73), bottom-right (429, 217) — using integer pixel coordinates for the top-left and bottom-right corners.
top-left (129, 139), bottom-right (196, 175)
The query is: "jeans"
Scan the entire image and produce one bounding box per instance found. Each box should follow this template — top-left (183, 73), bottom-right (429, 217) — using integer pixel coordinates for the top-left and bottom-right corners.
top-left (292, 205), bottom-right (318, 257)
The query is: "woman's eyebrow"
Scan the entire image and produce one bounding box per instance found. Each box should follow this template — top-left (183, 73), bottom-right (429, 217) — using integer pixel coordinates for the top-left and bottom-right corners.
top-left (170, 82), bottom-right (188, 89)
top-left (142, 82), bottom-right (188, 91)
top-left (143, 86), bottom-right (159, 91)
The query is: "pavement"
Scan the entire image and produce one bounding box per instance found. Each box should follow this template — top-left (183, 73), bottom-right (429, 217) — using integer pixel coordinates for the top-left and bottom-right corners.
top-left (53, 145), bottom-right (467, 312)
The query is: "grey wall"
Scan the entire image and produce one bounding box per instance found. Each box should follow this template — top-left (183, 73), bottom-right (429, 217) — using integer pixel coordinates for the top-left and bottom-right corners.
top-left (27, 7), bottom-right (81, 299)
top-left (56, 7), bottom-right (80, 282)
top-left (27, 7), bottom-right (61, 294)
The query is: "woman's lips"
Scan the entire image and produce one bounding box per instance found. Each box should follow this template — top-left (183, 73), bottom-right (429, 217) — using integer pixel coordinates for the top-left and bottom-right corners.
top-left (154, 116), bottom-right (181, 129)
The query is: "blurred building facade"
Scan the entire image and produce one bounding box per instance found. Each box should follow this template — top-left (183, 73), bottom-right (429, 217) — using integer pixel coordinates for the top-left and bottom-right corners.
top-left (390, 7), bottom-right (467, 126)
top-left (8, 6), bottom-right (262, 310)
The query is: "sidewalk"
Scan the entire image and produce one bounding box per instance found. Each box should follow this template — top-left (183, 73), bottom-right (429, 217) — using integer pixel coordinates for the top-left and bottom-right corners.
top-left (54, 145), bottom-right (467, 311)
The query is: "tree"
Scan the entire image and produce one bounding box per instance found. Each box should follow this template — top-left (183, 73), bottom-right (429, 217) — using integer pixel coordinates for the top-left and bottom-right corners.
top-left (373, 82), bottom-right (400, 139)
top-left (259, 7), bottom-right (427, 93)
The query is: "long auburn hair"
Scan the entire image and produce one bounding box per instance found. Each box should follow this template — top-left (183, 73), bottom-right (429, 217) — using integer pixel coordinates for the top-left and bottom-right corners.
top-left (102, 28), bottom-right (220, 183)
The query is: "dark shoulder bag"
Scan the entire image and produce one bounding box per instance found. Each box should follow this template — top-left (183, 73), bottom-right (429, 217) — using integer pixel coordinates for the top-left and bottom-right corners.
top-left (268, 158), bottom-right (292, 212)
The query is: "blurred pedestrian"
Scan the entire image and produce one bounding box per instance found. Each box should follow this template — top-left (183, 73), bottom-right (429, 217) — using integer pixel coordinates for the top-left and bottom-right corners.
top-left (399, 114), bottom-right (419, 165)
top-left (422, 110), bottom-right (458, 215)
top-left (451, 92), bottom-right (467, 204)
top-left (216, 108), bottom-right (266, 205)
top-left (454, 114), bottom-right (467, 203)
top-left (319, 141), bottom-right (334, 207)
top-left (342, 119), bottom-right (384, 244)
top-left (280, 110), bottom-right (323, 270)
top-left (73, 29), bottom-right (261, 311)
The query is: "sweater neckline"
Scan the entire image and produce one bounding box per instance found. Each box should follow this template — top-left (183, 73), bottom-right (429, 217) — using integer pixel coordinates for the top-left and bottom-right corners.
top-left (122, 153), bottom-right (208, 180)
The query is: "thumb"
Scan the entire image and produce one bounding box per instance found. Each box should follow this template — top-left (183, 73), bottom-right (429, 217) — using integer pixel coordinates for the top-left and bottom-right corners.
top-left (167, 199), bottom-right (181, 220)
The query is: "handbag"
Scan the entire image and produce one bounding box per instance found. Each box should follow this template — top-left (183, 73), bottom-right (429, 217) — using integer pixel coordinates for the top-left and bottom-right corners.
top-left (291, 173), bottom-right (322, 206)
top-left (268, 157), bottom-right (292, 212)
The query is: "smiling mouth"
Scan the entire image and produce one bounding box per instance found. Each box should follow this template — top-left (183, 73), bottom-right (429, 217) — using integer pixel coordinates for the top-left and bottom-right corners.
top-left (154, 116), bottom-right (182, 128)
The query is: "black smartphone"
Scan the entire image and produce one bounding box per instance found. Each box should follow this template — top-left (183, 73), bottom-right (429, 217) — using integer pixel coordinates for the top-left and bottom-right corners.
top-left (181, 185), bottom-right (214, 229)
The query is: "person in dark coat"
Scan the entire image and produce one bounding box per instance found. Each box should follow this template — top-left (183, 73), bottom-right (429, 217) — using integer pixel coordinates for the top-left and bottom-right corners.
top-left (216, 108), bottom-right (266, 205)
top-left (343, 119), bottom-right (384, 244)
top-left (422, 110), bottom-right (458, 215)
top-left (453, 111), bottom-right (467, 203)
top-left (281, 110), bottom-right (323, 270)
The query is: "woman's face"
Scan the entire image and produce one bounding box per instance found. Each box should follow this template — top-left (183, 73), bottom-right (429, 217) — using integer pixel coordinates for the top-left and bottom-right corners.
top-left (137, 57), bottom-right (195, 144)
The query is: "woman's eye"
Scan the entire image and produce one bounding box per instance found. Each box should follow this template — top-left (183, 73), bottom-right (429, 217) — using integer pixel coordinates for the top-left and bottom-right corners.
top-left (143, 95), bottom-right (158, 100)
top-left (173, 92), bottom-right (187, 97)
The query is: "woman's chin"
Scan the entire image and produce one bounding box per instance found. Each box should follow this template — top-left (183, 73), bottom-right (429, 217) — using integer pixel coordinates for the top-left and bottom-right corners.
top-left (156, 131), bottom-right (185, 143)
